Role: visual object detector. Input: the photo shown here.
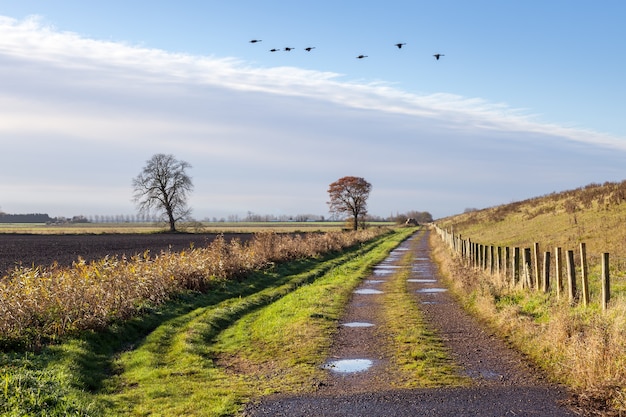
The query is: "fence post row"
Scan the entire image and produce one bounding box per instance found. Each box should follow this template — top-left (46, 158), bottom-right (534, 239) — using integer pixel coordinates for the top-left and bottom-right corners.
top-left (433, 225), bottom-right (611, 309)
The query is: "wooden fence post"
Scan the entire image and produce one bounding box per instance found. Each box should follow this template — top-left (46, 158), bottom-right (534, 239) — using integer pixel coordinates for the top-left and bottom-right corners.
top-left (555, 247), bottom-right (563, 299)
top-left (580, 243), bottom-right (589, 307)
top-left (504, 247), bottom-right (510, 279)
top-left (496, 246), bottom-right (502, 275)
top-left (533, 242), bottom-right (541, 290)
top-left (474, 242), bottom-right (478, 268)
top-left (566, 250), bottom-right (577, 304)
top-left (523, 248), bottom-right (532, 288)
top-left (602, 253), bottom-right (610, 311)
top-left (489, 245), bottom-right (495, 274)
top-left (543, 251), bottom-right (551, 293)
top-left (513, 247), bottom-right (520, 286)
top-left (482, 244), bottom-right (488, 270)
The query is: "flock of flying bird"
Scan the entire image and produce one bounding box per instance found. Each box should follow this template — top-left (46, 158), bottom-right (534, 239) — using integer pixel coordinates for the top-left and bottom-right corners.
top-left (248, 39), bottom-right (445, 60)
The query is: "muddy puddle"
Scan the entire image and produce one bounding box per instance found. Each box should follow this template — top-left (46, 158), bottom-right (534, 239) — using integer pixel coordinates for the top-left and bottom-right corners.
top-left (323, 359), bottom-right (373, 373)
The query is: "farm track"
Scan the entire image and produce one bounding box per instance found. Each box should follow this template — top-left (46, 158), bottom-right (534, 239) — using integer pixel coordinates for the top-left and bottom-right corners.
top-left (0, 233), bottom-right (250, 276)
top-left (243, 230), bottom-right (578, 417)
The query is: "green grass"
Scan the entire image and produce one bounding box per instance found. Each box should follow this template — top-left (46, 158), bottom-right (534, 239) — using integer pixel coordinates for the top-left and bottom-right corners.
top-left (1, 227), bottom-right (416, 416)
top-left (380, 234), bottom-right (468, 388)
top-left (100, 228), bottom-right (415, 416)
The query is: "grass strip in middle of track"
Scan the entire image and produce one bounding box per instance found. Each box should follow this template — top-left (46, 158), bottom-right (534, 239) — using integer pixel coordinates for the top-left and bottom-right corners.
top-left (100, 228), bottom-right (416, 416)
top-left (379, 233), bottom-right (469, 388)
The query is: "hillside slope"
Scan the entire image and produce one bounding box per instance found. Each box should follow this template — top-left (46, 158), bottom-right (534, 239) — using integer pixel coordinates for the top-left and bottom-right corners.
top-left (436, 180), bottom-right (626, 271)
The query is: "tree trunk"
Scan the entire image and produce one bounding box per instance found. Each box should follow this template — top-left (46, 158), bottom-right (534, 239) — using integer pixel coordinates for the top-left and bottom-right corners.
top-left (166, 207), bottom-right (176, 232)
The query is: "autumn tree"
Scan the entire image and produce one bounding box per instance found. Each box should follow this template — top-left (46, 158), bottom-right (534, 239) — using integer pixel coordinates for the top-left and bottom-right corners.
top-left (132, 153), bottom-right (193, 232)
top-left (327, 176), bottom-right (372, 230)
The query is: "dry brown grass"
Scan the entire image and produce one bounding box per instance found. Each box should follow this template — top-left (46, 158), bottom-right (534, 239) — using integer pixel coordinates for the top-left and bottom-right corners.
top-left (0, 229), bottom-right (386, 350)
top-left (431, 229), bottom-right (626, 415)
top-left (436, 180), bottom-right (626, 275)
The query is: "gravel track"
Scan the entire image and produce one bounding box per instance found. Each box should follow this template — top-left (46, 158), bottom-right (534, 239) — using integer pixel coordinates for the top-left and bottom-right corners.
top-left (243, 230), bottom-right (579, 417)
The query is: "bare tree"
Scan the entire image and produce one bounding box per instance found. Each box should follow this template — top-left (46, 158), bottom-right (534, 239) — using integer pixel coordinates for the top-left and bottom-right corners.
top-left (132, 153), bottom-right (193, 232)
top-left (327, 176), bottom-right (372, 230)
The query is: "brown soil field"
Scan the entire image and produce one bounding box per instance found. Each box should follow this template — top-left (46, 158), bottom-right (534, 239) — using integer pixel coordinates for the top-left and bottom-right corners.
top-left (0, 233), bottom-right (251, 277)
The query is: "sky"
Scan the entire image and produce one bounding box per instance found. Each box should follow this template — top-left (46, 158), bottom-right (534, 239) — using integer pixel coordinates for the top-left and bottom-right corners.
top-left (1, 1), bottom-right (625, 221)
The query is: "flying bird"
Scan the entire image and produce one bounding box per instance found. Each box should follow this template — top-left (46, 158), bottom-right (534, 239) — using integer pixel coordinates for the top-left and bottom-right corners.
top-left (249, 39), bottom-right (262, 43)
top-left (269, 48), bottom-right (280, 52)
top-left (284, 47), bottom-right (294, 51)
top-left (304, 47), bottom-right (316, 51)
top-left (394, 43), bottom-right (406, 49)
top-left (433, 53), bottom-right (445, 60)
top-left (356, 55), bottom-right (368, 59)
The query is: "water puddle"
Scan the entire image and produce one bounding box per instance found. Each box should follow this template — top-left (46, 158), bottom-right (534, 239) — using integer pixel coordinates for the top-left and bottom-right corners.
top-left (373, 265), bottom-right (405, 276)
top-left (365, 279), bottom-right (385, 284)
top-left (421, 301), bottom-right (439, 305)
top-left (342, 322), bottom-right (375, 328)
top-left (417, 288), bottom-right (448, 293)
top-left (323, 359), bottom-right (373, 373)
top-left (354, 288), bottom-right (383, 295)
top-left (407, 279), bottom-right (437, 283)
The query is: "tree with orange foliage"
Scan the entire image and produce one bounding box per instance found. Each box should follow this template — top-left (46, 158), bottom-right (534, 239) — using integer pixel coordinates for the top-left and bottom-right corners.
top-left (327, 176), bottom-right (372, 230)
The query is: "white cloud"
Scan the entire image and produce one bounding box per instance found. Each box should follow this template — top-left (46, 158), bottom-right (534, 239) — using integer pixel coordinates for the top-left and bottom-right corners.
top-left (1, 15), bottom-right (625, 219)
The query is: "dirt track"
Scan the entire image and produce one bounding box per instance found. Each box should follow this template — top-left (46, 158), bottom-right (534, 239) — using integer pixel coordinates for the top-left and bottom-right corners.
top-left (243, 230), bottom-right (578, 416)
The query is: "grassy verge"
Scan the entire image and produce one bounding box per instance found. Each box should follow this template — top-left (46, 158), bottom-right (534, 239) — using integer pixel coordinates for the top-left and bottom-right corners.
top-left (99, 227), bottom-right (416, 416)
top-left (380, 234), bottom-right (468, 388)
top-left (0, 227), bottom-right (416, 416)
top-left (430, 229), bottom-right (626, 414)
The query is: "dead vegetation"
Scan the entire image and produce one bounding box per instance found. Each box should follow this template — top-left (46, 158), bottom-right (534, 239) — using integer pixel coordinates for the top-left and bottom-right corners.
top-left (0, 229), bottom-right (386, 351)
top-left (433, 180), bottom-right (626, 415)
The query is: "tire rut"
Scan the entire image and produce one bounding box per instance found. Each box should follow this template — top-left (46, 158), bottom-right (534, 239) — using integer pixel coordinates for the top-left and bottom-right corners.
top-left (243, 229), bottom-right (578, 416)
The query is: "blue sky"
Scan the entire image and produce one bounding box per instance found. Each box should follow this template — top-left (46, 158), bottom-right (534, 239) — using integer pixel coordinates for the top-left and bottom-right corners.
top-left (1, 1), bottom-right (625, 220)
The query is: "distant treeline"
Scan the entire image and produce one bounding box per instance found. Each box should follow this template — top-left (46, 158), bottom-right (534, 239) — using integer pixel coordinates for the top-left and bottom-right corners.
top-left (0, 213), bottom-right (53, 223)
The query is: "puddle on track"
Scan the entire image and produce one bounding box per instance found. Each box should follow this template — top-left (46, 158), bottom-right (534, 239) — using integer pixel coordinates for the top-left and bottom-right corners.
top-left (323, 359), bottom-right (373, 373)
top-left (354, 288), bottom-right (383, 295)
top-left (407, 279), bottom-right (437, 283)
top-left (417, 288), bottom-right (448, 293)
top-left (342, 322), bottom-right (375, 328)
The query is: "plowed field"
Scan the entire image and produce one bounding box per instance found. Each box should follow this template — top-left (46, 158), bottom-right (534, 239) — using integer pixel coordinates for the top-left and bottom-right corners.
top-left (0, 233), bottom-right (250, 276)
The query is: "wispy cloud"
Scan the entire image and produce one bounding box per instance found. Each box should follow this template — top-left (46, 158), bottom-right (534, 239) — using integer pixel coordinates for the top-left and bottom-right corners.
top-left (1, 15), bottom-right (624, 218)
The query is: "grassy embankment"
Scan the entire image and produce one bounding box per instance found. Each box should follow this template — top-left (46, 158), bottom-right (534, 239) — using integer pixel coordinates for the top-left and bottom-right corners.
top-left (3, 226), bottom-right (458, 416)
top-left (433, 180), bottom-right (626, 413)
